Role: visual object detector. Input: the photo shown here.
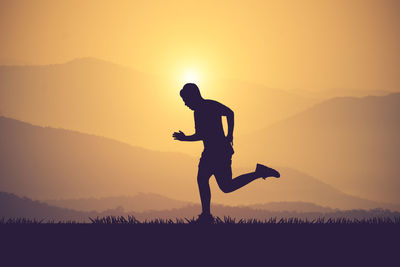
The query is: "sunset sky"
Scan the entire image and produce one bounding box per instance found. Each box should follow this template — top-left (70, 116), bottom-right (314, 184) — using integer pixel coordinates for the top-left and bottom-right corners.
top-left (1, 0), bottom-right (400, 211)
top-left (1, 0), bottom-right (399, 92)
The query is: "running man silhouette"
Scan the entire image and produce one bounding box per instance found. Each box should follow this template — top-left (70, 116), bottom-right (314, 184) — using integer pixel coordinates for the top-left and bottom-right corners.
top-left (173, 83), bottom-right (280, 223)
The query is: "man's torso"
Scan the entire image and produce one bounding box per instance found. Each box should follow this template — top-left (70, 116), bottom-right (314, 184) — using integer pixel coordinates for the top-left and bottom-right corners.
top-left (194, 99), bottom-right (234, 157)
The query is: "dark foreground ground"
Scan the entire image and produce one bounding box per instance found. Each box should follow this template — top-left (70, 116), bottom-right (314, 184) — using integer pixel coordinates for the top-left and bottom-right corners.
top-left (1, 217), bottom-right (399, 266)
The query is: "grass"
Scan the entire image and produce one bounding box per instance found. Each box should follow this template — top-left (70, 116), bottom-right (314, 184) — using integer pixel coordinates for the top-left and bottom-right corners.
top-left (1, 216), bottom-right (398, 266)
top-left (1, 216), bottom-right (400, 224)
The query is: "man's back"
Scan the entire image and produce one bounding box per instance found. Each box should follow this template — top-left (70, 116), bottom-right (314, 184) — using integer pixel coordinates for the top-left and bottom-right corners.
top-left (194, 99), bottom-right (233, 155)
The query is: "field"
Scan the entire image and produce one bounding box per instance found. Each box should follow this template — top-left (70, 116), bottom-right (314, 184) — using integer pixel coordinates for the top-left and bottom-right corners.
top-left (1, 216), bottom-right (398, 266)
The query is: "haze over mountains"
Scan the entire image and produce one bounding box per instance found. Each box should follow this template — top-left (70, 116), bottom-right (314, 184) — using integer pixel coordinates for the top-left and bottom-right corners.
top-left (0, 58), bottom-right (319, 152)
top-left (45, 195), bottom-right (335, 213)
top-left (287, 88), bottom-right (390, 100)
top-left (0, 57), bottom-right (31, 66)
top-left (2, 191), bottom-right (398, 222)
top-left (1, 116), bottom-right (398, 211)
top-left (0, 58), bottom-right (166, 149)
top-left (45, 193), bottom-right (190, 213)
top-left (236, 93), bottom-right (400, 204)
top-left (0, 116), bottom-right (197, 200)
top-left (1, 57), bottom-right (398, 212)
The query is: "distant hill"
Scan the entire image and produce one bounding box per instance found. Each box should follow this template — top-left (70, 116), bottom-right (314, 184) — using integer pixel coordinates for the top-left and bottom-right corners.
top-left (236, 93), bottom-right (400, 204)
top-left (210, 166), bottom-right (400, 211)
top-left (0, 116), bottom-right (197, 201)
top-left (0, 57), bottom-right (31, 65)
top-left (2, 192), bottom-right (399, 222)
top-left (1, 116), bottom-right (399, 210)
top-left (44, 193), bottom-right (191, 212)
top-left (0, 191), bottom-right (102, 222)
top-left (0, 57), bottom-right (161, 148)
top-left (0, 57), bottom-right (317, 151)
top-left (287, 88), bottom-right (391, 100)
top-left (45, 195), bottom-right (336, 213)
top-left (249, 202), bottom-right (334, 213)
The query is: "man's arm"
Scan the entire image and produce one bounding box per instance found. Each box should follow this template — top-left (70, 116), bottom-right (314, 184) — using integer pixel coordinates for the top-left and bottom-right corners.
top-left (173, 111), bottom-right (202, 142)
top-left (226, 111), bottom-right (234, 143)
top-left (172, 131), bottom-right (202, 141)
top-left (217, 102), bottom-right (234, 143)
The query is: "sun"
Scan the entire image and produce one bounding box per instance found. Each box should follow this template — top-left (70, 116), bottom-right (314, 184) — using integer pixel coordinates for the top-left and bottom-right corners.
top-left (182, 69), bottom-right (201, 85)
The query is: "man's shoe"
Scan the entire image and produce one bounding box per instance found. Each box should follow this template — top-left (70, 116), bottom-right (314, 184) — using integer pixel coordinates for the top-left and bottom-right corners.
top-left (255, 163), bottom-right (280, 179)
top-left (196, 213), bottom-right (215, 224)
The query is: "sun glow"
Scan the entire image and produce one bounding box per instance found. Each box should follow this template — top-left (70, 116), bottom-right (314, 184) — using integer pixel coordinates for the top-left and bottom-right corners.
top-left (182, 69), bottom-right (201, 85)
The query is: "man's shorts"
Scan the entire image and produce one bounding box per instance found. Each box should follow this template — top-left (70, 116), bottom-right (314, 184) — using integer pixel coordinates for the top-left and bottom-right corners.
top-left (198, 151), bottom-right (232, 175)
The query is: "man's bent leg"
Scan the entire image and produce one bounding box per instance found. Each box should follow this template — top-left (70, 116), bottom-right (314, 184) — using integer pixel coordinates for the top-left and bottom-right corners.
top-left (214, 159), bottom-right (260, 193)
top-left (197, 162), bottom-right (213, 215)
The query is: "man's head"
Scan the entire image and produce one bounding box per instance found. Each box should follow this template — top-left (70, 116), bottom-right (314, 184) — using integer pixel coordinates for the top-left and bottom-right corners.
top-left (180, 83), bottom-right (203, 110)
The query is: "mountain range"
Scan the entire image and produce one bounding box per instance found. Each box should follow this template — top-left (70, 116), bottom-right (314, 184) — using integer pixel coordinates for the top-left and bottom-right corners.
top-left (44, 194), bottom-right (336, 213)
top-left (1, 191), bottom-right (398, 222)
top-left (1, 116), bottom-right (398, 210)
top-left (44, 193), bottom-right (190, 212)
top-left (1, 57), bottom-right (398, 208)
top-left (236, 93), bottom-right (400, 204)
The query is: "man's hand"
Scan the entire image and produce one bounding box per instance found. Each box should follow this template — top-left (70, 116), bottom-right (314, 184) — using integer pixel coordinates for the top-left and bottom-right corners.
top-left (227, 134), bottom-right (233, 145)
top-left (173, 130), bottom-right (186, 141)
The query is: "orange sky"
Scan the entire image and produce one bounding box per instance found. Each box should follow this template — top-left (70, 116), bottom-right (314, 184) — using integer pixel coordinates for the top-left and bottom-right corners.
top-left (1, 0), bottom-right (399, 92)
